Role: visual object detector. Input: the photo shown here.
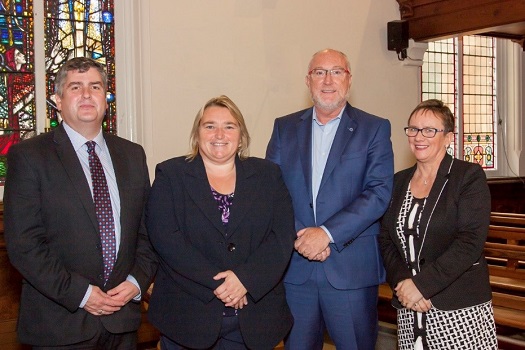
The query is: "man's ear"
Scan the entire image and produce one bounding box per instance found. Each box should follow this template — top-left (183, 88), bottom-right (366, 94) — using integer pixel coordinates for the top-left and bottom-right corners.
top-left (54, 94), bottom-right (62, 111)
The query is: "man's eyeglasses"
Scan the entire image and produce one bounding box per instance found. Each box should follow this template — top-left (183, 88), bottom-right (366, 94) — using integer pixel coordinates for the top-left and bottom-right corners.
top-left (308, 68), bottom-right (350, 79)
top-left (404, 127), bottom-right (445, 138)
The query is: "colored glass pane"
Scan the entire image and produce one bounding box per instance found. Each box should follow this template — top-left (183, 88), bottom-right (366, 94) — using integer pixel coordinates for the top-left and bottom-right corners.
top-left (422, 36), bottom-right (496, 170)
top-left (421, 38), bottom-right (458, 152)
top-left (0, 1), bottom-right (36, 183)
top-left (462, 36), bottom-right (495, 169)
top-left (44, 0), bottom-right (116, 134)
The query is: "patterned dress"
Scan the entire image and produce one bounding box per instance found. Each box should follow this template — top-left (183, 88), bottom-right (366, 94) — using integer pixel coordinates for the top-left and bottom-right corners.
top-left (396, 184), bottom-right (498, 350)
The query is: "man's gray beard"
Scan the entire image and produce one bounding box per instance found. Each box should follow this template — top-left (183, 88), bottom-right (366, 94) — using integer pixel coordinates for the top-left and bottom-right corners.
top-left (312, 97), bottom-right (346, 112)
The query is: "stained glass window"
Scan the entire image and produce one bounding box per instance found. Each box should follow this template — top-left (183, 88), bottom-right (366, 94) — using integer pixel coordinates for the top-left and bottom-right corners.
top-left (462, 36), bottom-right (496, 169)
top-left (0, 0), bottom-right (115, 184)
top-left (0, 0), bottom-right (36, 181)
top-left (44, 0), bottom-right (116, 133)
top-left (422, 36), bottom-right (497, 170)
top-left (422, 39), bottom-right (458, 155)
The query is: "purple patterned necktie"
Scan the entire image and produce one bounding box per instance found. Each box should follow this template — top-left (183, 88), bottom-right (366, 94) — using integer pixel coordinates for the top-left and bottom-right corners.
top-left (86, 141), bottom-right (116, 283)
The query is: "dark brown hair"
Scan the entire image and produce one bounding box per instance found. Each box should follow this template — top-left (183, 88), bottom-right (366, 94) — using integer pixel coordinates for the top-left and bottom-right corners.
top-left (54, 57), bottom-right (108, 97)
top-left (408, 99), bottom-right (455, 133)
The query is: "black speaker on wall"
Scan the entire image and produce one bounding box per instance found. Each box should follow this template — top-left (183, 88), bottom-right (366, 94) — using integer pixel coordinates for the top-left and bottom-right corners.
top-left (387, 20), bottom-right (409, 52)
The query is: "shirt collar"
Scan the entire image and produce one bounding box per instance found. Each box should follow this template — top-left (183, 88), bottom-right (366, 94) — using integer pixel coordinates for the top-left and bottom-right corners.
top-left (312, 105), bottom-right (345, 126)
top-left (62, 121), bottom-right (105, 152)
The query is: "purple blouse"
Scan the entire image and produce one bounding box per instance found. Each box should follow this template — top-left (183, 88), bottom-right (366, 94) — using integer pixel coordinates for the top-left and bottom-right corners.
top-left (211, 186), bottom-right (238, 317)
top-left (211, 187), bottom-right (234, 225)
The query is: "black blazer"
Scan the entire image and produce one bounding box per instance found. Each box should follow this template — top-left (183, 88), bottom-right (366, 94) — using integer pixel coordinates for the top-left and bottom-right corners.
top-left (379, 154), bottom-right (493, 310)
top-left (4, 124), bottom-right (157, 345)
top-left (146, 155), bottom-right (295, 350)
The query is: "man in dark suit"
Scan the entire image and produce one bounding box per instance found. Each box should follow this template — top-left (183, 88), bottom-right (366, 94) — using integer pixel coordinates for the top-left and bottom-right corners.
top-left (4, 57), bottom-right (157, 349)
top-left (266, 49), bottom-right (394, 350)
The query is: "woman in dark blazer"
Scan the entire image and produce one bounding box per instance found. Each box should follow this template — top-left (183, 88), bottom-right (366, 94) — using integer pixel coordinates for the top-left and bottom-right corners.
top-left (379, 99), bottom-right (497, 349)
top-left (146, 95), bottom-right (295, 350)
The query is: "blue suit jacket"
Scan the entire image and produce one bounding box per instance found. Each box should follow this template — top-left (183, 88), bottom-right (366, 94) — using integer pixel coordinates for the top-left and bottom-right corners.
top-left (266, 103), bottom-right (394, 289)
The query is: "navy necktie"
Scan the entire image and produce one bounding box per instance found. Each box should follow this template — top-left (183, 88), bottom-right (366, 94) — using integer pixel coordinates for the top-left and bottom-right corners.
top-left (86, 141), bottom-right (116, 283)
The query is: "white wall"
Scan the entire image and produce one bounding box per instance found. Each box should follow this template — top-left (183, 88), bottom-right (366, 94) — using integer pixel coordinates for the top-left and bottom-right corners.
top-left (134, 0), bottom-right (420, 175)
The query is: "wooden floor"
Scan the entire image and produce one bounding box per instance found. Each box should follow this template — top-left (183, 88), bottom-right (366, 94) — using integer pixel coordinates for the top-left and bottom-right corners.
top-left (137, 325), bottom-right (525, 350)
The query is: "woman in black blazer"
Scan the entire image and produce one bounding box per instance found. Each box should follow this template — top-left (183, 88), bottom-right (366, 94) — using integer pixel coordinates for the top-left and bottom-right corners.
top-left (146, 95), bottom-right (295, 350)
top-left (379, 99), bottom-right (497, 349)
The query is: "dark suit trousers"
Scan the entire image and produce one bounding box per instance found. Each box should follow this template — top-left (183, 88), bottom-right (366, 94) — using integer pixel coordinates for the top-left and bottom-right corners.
top-left (160, 315), bottom-right (247, 350)
top-left (32, 321), bottom-right (137, 350)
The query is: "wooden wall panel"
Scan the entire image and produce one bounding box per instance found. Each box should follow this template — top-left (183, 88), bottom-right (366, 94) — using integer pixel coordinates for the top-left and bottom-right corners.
top-left (396, 0), bottom-right (525, 48)
top-left (0, 207), bottom-right (28, 350)
top-left (487, 178), bottom-right (525, 214)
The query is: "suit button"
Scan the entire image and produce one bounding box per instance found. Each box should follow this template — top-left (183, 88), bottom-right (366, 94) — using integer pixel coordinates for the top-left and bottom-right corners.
top-left (419, 258), bottom-right (425, 265)
top-left (227, 243), bottom-right (236, 252)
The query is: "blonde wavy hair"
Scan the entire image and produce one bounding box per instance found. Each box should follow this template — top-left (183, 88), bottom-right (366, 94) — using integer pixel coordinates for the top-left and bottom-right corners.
top-left (186, 95), bottom-right (251, 161)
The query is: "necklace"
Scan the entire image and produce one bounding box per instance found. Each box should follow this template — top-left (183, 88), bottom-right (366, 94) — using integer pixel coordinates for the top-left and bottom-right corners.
top-left (419, 173), bottom-right (432, 185)
top-left (416, 168), bottom-right (435, 186)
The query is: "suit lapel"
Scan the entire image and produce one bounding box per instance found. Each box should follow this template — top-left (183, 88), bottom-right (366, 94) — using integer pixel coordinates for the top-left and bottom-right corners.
top-left (104, 135), bottom-right (129, 257)
top-left (319, 103), bottom-right (356, 191)
top-left (393, 166), bottom-right (416, 221)
top-left (184, 156), bottom-right (228, 236)
top-left (182, 157), bottom-right (260, 239)
top-left (105, 135), bottom-right (126, 193)
top-left (226, 158), bottom-right (257, 236)
top-left (418, 154), bottom-right (454, 237)
top-left (296, 109), bottom-right (314, 202)
top-left (54, 125), bottom-right (98, 232)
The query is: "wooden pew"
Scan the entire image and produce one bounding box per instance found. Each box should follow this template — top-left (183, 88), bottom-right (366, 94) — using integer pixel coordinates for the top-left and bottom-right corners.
top-left (490, 212), bottom-right (525, 226)
top-left (486, 212), bottom-right (525, 330)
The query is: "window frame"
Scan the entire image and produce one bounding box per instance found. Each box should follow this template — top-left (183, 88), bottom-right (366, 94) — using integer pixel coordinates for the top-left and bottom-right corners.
top-left (31, 0), bottom-right (140, 142)
top-left (0, 0), bottom-right (140, 196)
top-left (420, 35), bottom-right (523, 178)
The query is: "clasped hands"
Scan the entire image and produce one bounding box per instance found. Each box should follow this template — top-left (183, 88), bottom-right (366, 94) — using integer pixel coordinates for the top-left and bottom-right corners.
top-left (395, 278), bottom-right (432, 313)
top-left (294, 227), bottom-right (331, 261)
top-left (213, 270), bottom-right (248, 310)
top-left (84, 280), bottom-right (139, 316)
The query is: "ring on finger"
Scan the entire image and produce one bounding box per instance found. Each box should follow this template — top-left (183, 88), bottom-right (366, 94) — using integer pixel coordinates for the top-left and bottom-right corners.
top-left (98, 309), bottom-right (103, 315)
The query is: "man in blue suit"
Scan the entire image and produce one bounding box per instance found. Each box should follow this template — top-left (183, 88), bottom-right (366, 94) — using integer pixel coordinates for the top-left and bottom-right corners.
top-left (266, 49), bottom-right (394, 350)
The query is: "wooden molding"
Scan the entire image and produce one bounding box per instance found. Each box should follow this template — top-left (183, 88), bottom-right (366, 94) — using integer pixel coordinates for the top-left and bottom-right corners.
top-left (397, 0), bottom-right (414, 18)
top-left (395, 0), bottom-right (525, 49)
